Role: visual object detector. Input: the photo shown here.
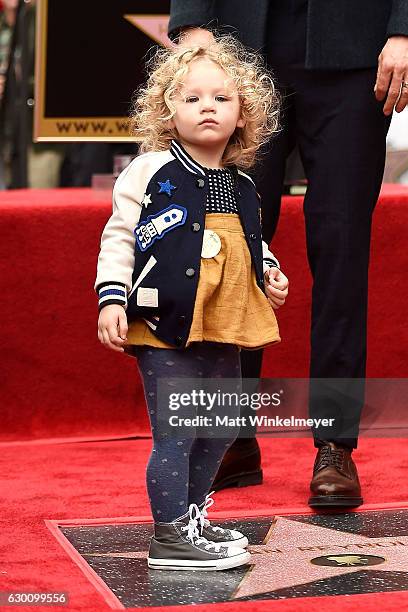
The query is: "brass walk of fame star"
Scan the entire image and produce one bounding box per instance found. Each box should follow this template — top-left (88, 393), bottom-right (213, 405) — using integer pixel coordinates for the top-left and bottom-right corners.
top-left (233, 517), bottom-right (408, 598)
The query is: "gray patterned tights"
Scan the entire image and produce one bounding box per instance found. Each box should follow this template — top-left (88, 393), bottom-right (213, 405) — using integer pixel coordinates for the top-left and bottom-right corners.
top-left (133, 342), bottom-right (241, 522)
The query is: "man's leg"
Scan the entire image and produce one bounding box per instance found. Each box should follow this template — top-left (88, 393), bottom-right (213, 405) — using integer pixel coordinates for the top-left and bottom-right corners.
top-left (213, 87), bottom-right (297, 490)
top-left (293, 66), bottom-right (392, 505)
top-left (240, 96), bottom-right (297, 421)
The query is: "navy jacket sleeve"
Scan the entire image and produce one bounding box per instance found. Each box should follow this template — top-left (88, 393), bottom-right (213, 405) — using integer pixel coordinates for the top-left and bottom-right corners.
top-left (387, 0), bottom-right (408, 37)
top-left (168, 0), bottom-right (216, 38)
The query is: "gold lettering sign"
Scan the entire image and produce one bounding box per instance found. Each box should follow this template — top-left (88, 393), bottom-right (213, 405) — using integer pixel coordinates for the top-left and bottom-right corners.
top-left (34, 1), bottom-right (171, 141)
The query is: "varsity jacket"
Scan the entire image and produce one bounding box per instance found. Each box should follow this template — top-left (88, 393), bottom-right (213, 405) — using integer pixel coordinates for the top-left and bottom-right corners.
top-left (94, 140), bottom-right (280, 348)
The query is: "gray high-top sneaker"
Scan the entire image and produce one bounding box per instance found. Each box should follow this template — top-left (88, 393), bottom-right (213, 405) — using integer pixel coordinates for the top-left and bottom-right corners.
top-left (148, 504), bottom-right (251, 571)
top-left (197, 491), bottom-right (249, 548)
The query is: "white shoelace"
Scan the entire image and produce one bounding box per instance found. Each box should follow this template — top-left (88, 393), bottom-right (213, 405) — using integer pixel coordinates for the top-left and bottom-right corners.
top-left (200, 491), bottom-right (227, 534)
top-left (180, 503), bottom-right (222, 551)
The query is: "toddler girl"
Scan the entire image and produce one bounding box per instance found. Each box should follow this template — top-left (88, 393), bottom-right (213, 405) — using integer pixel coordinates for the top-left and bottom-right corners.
top-left (95, 35), bottom-right (288, 571)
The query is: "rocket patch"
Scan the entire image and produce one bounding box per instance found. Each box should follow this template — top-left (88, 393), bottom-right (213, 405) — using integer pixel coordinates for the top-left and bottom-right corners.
top-left (134, 204), bottom-right (187, 252)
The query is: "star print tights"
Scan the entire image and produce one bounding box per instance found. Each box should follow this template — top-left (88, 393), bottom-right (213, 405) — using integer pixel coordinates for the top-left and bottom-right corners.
top-left (133, 342), bottom-right (241, 523)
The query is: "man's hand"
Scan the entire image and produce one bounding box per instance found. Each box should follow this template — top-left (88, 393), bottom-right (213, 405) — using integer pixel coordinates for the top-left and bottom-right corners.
top-left (375, 36), bottom-right (408, 115)
top-left (98, 304), bottom-right (128, 352)
top-left (178, 27), bottom-right (215, 48)
top-left (264, 267), bottom-right (289, 310)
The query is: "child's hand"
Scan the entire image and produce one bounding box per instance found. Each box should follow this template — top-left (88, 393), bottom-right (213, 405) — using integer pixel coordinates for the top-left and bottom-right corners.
top-left (264, 267), bottom-right (289, 310)
top-left (97, 304), bottom-right (128, 352)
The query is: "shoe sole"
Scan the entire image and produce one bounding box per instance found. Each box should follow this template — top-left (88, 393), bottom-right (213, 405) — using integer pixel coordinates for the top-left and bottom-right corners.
top-left (147, 551), bottom-right (251, 571)
top-left (308, 495), bottom-right (363, 508)
top-left (213, 469), bottom-right (263, 491)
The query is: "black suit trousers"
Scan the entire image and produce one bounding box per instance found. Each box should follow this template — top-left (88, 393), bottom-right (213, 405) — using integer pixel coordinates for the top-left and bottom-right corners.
top-left (241, 65), bottom-right (392, 448)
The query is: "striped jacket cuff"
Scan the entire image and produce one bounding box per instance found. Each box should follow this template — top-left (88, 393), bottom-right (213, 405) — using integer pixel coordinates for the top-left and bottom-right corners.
top-left (97, 283), bottom-right (128, 311)
top-left (263, 257), bottom-right (280, 274)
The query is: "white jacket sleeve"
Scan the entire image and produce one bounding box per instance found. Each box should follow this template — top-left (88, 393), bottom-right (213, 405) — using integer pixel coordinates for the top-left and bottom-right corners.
top-left (94, 151), bottom-right (175, 311)
top-left (262, 240), bottom-right (280, 274)
top-left (94, 160), bottom-right (144, 306)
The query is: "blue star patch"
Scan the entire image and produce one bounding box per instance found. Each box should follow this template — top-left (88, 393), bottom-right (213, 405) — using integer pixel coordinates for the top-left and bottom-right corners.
top-left (157, 179), bottom-right (176, 197)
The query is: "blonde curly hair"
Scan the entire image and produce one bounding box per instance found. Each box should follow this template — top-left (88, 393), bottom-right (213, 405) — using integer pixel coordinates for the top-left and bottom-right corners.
top-left (130, 34), bottom-right (280, 169)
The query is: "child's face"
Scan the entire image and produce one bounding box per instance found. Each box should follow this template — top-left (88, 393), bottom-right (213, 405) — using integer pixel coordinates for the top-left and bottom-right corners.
top-left (168, 58), bottom-right (245, 150)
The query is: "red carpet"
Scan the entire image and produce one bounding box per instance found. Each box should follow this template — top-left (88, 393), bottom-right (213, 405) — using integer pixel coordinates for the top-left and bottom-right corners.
top-left (1, 185), bottom-right (408, 442)
top-left (1, 186), bottom-right (408, 610)
top-left (1, 436), bottom-right (408, 611)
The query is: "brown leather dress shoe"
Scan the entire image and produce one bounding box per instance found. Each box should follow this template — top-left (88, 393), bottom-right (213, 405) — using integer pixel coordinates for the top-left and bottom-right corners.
top-left (212, 438), bottom-right (263, 491)
top-left (308, 442), bottom-right (363, 508)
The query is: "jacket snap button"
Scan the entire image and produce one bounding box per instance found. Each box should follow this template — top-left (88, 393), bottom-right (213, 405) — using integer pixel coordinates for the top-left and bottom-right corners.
top-left (185, 268), bottom-right (195, 277)
top-left (178, 315), bottom-right (186, 325)
top-left (196, 178), bottom-right (205, 188)
top-left (250, 233), bottom-right (257, 240)
top-left (191, 222), bottom-right (201, 232)
top-left (175, 336), bottom-right (183, 346)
